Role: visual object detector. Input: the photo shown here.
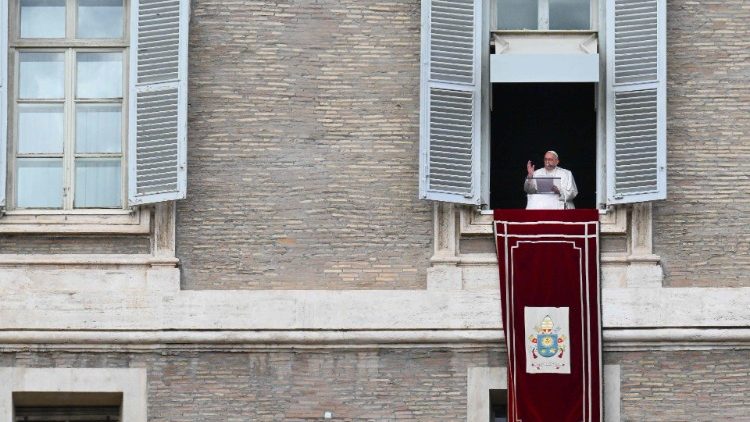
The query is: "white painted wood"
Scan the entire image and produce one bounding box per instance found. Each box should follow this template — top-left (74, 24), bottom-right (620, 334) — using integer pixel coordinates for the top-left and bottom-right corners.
top-left (605, 0), bottom-right (667, 204)
top-left (0, 368), bottom-right (147, 422)
top-left (0, 0), bottom-right (8, 209)
top-left (492, 32), bottom-right (599, 54)
top-left (538, 0), bottom-right (549, 29)
top-left (491, 53), bottom-right (599, 82)
top-left (419, 0), bottom-right (486, 205)
top-left (0, 207), bottom-right (149, 234)
top-left (128, 0), bottom-right (189, 205)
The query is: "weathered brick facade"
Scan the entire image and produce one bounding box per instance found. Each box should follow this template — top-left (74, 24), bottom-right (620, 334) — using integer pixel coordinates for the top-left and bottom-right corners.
top-left (2, 348), bottom-right (503, 421)
top-left (1, 0), bottom-right (748, 420)
top-left (3, 349), bottom-right (748, 421)
top-left (613, 350), bottom-right (750, 421)
top-left (654, 0), bottom-right (750, 287)
top-left (178, 0), bottom-right (431, 290)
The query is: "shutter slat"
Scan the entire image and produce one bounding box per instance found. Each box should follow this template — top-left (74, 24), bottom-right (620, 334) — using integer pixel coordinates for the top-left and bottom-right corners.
top-left (427, 86), bottom-right (474, 196)
top-left (613, 0), bottom-right (658, 85)
top-left (429, 0), bottom-right (475, 85)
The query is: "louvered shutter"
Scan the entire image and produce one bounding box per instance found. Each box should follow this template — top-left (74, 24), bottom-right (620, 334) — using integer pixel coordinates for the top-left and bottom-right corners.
top-left (419, 0), bottom-right (486, 205)
top-left (605, 0), bottom-right (666, 204)
top-left (128, 0), bottom-right (189, 205)
top-left (0, 0), bottom-right (7, 209)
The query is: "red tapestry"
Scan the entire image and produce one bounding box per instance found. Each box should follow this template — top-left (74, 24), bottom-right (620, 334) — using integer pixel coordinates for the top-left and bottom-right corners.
top-left (494, 209), bottom-right (602, 422)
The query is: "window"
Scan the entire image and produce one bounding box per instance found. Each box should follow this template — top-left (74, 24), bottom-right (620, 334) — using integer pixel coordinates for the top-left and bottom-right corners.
top-left (495, 0), bottom-right (593, 30)
top-left (419, 0), bottom-right (667, 207)
top-left (15, 405), bottom-right (121, 422)
top-left (10, 0), bottom-right (127, 210)
top-left (0, 0), bottom-right (189, 213)
top-left (0, 368), bottom-right (146, 422)
top-left (489, 389), bottom-right (507, 421)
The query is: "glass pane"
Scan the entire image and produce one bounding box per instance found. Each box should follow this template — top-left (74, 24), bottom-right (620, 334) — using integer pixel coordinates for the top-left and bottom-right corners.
top-left (497, 0), bottom-right (538, 30)
top-left (549, 0), bottom-right (590, 30)
top-left (76, 104), bottom-right (122, 153)
top-left (16, 158), bottom-right (63, 208)
top-left (77, 0), bottom-right (124, 38)
top-left (75, 158), bottom-right (121, 208)
top-left (20, 0), bottom-right (65, 38)
top-left (19, 52), bottom-right (65, 99)
top-left (76, 52), bottom-right (123, 98)
top-left (18, 104), bottom-right (64, 153)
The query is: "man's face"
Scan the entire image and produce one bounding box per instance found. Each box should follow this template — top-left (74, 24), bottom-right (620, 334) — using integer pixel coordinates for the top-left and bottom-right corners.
top-left (544, 153), bottom-right (559, 171)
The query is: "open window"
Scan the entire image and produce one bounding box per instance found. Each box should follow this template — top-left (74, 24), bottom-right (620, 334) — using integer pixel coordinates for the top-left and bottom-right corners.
top-left (0, 0), bottom-right (190, 213)
top-left (419, 0), bottom-right (667, 208)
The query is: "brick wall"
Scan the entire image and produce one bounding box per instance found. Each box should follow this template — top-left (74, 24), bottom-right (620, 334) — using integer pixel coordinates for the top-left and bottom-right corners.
top-left (177, 0), bottom-right (431, 290)
top-left (1, 348), bottom-right (502, 421)
top-left (654, 0), bottom-right (750, 287)
top-left (3, 349), bottom-right (749, 420)
top-left (611, 350), bottom-right (750, 421)
top-left (0, 235), bottom-right (150, 255)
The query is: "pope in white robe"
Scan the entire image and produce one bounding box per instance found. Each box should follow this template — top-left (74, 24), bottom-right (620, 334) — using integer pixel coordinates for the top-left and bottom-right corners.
top-left (524, 151), bottom-right (578, 209)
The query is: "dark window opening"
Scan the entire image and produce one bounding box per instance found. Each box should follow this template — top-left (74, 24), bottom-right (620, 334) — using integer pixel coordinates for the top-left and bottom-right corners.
top-left (490, 388), bottom-right (508, 422)
top-left (13, 392), bottom-right (122, 422)
top-left (14, 407), bottom-right (120, 422)
top-left (490, 83), bottom-right (597, 209)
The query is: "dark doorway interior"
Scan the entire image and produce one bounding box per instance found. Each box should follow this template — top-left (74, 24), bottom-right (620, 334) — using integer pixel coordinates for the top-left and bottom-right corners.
top-left (490, 83), bottom-right (597, 209)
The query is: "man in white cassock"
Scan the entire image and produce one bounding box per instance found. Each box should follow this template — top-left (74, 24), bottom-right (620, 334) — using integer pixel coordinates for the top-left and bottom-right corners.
top-left (524, 150), bottom-right (578, 209)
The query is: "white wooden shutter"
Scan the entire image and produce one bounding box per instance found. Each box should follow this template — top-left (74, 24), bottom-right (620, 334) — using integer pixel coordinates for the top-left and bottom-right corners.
top-left (0, 0), bottom-right (7, 209)
top-left (419, 0), bottom-right (486, 205)
top-left (128, 0), bottom-right (189, 205)
top-left (605, 0), bottom-right (666, 204)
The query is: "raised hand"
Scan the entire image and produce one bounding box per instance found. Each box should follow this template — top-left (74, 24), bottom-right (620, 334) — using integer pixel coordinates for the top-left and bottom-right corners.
top-left (526, 160), bottom-right (535, 178)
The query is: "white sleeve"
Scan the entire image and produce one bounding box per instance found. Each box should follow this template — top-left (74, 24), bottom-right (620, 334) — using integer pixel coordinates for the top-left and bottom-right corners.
top-left (559, 170), bottom-right (578, 202)
top-left (524, 169), bottom-right (538, 193)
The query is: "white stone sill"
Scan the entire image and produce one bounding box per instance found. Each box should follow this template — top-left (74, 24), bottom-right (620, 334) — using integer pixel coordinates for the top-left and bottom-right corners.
top-left (0, 208), bottom-right (150, 234)
top-left (0, 254), bottom-right (177, 266)
top-left (1, 282), bottom-right (748, 331)
top-left (434, 252), bottom-right (657, 266)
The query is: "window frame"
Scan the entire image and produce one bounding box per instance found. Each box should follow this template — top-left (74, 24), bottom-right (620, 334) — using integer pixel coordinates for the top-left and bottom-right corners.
top-left (0, 367), bottom-right (146, 422)
top-left (6, 0), bottom-right (130, 212)
top-left (491, 0), bottom-right (599, 31)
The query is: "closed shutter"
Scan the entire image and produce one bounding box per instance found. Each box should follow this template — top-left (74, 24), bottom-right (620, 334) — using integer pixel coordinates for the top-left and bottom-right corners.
top-left (128, 0), bottom-right (189, 205)
top-left (605, 0), bottom-right (666, 204)
top-left (0, 0), bottom-right (8, 209)
top-left (419, 0), bottom-right (487, 205)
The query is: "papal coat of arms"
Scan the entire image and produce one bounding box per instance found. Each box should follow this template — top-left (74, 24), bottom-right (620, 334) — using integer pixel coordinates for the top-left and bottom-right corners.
top-left (524, 307), bottom-right (571, 374)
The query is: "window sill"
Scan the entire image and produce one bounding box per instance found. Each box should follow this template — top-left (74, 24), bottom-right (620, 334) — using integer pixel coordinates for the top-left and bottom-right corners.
top-left (491, 30), bottom-right (597, 35)
top-left (463, 205), bottom-right (626, 235)
top-left (0, 253), bottom-right (177, 266)
top-left (0, 207), bottom-right (150, 234)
